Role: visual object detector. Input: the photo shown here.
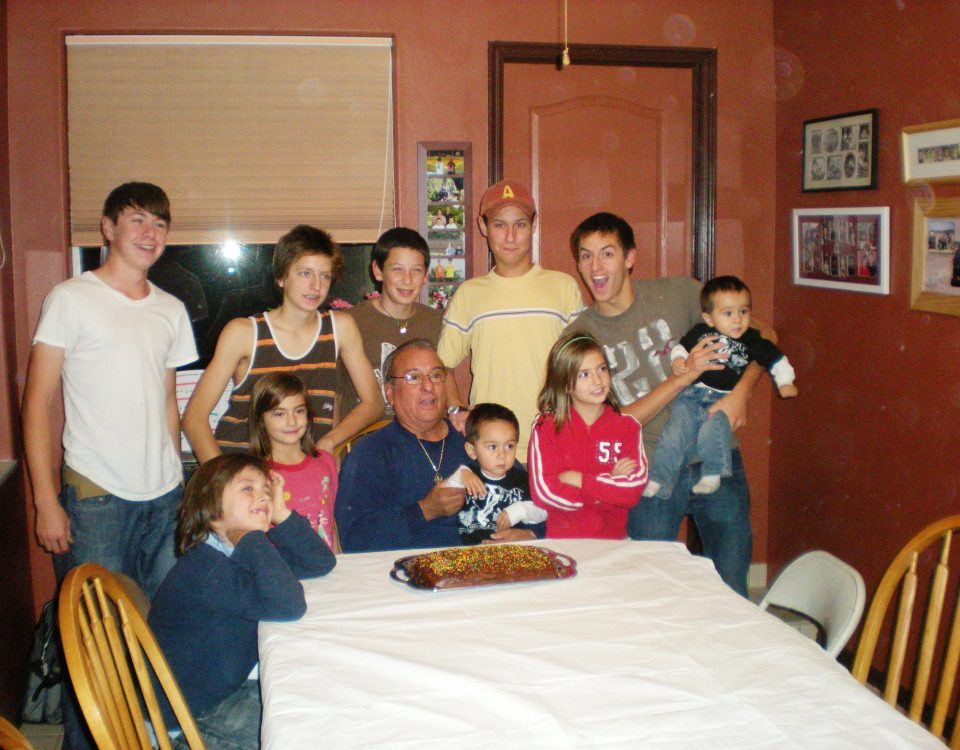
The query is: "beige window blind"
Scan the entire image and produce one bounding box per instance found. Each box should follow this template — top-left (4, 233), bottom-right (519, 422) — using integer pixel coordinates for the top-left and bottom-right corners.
top-left (66, 35), bottom-right (395, 246)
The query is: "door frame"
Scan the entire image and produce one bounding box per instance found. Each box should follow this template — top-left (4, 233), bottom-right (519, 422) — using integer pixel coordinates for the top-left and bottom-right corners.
top-left (488, 41), bottom-right (716, 281)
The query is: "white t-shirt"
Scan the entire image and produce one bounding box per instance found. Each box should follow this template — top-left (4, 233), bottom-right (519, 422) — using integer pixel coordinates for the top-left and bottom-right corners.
top-left (33, 272), bottom-right (198, 500)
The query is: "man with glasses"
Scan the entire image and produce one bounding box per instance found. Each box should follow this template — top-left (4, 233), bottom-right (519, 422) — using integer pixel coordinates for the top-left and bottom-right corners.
top-left (336, 339), bottom-right (537, 552)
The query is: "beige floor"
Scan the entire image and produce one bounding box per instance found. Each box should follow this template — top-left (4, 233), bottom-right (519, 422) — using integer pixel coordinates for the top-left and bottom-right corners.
top-left (18, 722), bottom-right (62, 750)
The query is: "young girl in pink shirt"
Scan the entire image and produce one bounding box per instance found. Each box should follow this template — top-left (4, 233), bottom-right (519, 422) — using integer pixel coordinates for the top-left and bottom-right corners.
top-left (528, 332), bottom-right (648, 539)
top-left (250, 373), bottom-right (339, 552)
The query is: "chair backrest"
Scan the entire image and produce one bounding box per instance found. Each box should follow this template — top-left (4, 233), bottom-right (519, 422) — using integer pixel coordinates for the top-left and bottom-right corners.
top-left (852, 514), bottom-right (960, 748)
top-left (760, 550), bottom-right (866, 658)
top-left (0, 716), bottom-right (33, 750)
top-left (58, 563), bottom-right (205, 750)
top-left (333, 418), bottom-right (391, 464)
top-left (114, 572), bottom-right (151, 618)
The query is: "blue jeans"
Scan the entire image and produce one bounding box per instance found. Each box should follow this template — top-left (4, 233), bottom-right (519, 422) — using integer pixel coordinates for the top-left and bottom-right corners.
top-left (174, 680), bottom-right (262, 750)
top-left (629, 449), bottom-right (752, 597)
top-left (648, 385), bottom-right (732, 498)
top-left (53, 482), bottom-right (181, 600)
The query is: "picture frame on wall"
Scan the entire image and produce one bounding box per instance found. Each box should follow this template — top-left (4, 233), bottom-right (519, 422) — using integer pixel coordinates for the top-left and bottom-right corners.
top-left (802, 109), bottom-right (878, 192)
top-left (901, 119), bottom-right (960, 185)
top-left (792, 207), bottom-right (890, 294)
top-left (910, 196), bottom-right (960, 316)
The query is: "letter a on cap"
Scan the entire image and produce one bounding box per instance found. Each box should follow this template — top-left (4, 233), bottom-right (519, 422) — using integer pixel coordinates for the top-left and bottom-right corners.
top-left (479, 178), bottom-right (536, 217)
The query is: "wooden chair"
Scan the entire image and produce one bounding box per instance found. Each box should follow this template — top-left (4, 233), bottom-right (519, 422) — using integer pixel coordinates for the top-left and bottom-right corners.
top-left (114, 571), bottom-right (151, 618)
top-left (0, 716), bottom-right (33, 750)
top-left (852, 514), bottom-right (960, 747)
top-left (333, 418), bottom-right (391, 465)
top-left (58, 563), bottom-right (205, 750)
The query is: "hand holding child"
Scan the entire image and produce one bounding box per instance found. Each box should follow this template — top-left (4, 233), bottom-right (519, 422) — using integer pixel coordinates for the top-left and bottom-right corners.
top-left (495, 510), bottom-right (511, 532)
top-left (419, 485), bottom-right (466, 520)
top-left (685, 337), bottom-right (727, 378)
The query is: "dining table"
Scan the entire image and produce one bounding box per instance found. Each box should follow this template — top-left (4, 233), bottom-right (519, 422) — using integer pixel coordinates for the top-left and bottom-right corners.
top-left (258, 539), bottom-right (944, 748)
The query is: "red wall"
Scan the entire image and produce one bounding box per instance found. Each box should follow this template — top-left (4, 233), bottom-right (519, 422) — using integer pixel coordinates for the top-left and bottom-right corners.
top-left (5, 0), bottom-right (777, 612)
top-left (771, 3), bottom-right (960, 600)
top-left (0, 0), bottom-right (38, 719)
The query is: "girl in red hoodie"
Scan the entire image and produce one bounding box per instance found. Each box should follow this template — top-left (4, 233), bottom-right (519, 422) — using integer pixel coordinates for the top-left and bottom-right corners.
top-left (528, 332), bottom-right (648, 538)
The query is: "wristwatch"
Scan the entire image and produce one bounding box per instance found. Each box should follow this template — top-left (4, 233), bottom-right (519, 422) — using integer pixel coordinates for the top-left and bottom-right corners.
top-left (447, 405), bottom-right (461, 416)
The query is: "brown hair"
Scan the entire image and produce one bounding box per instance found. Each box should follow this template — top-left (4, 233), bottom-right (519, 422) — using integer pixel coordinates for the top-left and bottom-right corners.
top-left (176, 454), bottom-right (271, 555)
top-left (569, 212), bottom-right (635, 263)
top-left (372, 227), bottom-right (430, 271)
top-left (536, 331), bottom-right (618, 431)
top-left (249, 373), bottom-right (318, 458)
top-left (700, 275), bottom-right (751, 313)
top-left (272, 224), bottom-right (343, 287)
top-left (465, 403), bottom-right (519, 444)
top-left (102, 182), bottom-right (171, 224)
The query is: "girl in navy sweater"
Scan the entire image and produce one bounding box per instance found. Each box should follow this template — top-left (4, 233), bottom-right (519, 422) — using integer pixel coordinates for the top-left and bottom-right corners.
top-left (150, 453), bottom-right (335, 749)
top-left (528, 332), bottom-right (649, 539)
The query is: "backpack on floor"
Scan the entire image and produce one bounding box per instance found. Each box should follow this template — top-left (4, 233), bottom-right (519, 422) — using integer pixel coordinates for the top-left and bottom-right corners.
top-left (20, 599), bottom-right (63, 724)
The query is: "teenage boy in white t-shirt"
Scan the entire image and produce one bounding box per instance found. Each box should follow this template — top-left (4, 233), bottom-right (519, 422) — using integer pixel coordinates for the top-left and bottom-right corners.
top-left (23, 182), bottom-right (198, 599)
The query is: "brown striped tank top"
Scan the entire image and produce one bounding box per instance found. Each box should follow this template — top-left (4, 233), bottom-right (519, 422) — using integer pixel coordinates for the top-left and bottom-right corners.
top-left (214, 311), bottom-right (338, 453)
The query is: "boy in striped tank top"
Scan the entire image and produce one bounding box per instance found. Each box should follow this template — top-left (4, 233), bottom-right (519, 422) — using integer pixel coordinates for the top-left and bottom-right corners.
top-left (184, 225), bottom-right (382, 462)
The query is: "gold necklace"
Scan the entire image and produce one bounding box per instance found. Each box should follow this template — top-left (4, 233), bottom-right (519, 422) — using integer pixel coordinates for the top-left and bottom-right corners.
top-left (378, 298), bottom-right (414, 335)
top-left (416, 435), bottom-right (446, 484)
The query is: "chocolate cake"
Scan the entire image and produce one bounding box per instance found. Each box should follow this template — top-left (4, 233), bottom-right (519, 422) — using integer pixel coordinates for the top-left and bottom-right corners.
top-left (401, 544), bottom-right (560, 590)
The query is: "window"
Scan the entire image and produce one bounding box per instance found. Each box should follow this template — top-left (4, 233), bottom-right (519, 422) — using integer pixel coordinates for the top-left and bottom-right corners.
top-left (66, 35), bottom-right (395, 246)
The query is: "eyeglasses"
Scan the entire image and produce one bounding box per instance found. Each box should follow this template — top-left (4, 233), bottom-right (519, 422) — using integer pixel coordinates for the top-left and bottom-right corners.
top-left (388, 368), bottom-right (448, 386)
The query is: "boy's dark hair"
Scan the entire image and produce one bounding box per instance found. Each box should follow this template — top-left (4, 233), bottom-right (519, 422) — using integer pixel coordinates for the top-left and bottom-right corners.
top-left (372, 227), bottom-right (430, 272)
top-left (465, 403), bottom-right (520, 444)
top-left (102, 182), bottom-right (171, 224)
top-left (700, 275), bottom-right (751, 312)
top-left (176, 453), bottom-right (271, 555)
top-left (273, 224), bottom-right (343, 286)
top-left (569, 212), bottom-right (636, 263)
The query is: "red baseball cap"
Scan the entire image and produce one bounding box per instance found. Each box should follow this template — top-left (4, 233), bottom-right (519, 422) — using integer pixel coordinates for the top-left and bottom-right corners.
top-left (479, 179), bottom-right (536, 219)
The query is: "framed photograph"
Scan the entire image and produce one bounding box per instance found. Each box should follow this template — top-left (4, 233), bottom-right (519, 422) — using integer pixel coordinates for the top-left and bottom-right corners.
top-left (902, 119), bottom-right (960, 185)
top-left (910, 197), bottom-right (960, 315)
top-left (792, 207), bottom-right (890, 294)
top-left (802, 109), bottom-right (878, 191)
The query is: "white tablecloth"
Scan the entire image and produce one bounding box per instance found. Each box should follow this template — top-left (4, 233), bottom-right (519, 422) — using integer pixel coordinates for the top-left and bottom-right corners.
top-left (259, 540), bottom-right (943, 749)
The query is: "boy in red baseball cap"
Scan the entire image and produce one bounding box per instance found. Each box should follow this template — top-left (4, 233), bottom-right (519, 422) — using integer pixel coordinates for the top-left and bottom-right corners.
top-left (438, 179), bottom-right (583, 462)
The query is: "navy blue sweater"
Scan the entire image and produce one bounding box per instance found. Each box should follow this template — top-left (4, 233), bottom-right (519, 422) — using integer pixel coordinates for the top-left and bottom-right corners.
top-left (336, 420), bottom-right (471, 552)
top-left (149, 512), bottom-right (335, 719)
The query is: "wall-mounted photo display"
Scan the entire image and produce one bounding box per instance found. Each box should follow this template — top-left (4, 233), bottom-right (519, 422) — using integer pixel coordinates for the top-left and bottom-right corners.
top-left (902, 119), bottom-right (960, 185)
top-left (428, 257), bottom-right (466, 283)
top-left (427, 151), bottom-right (465, 176)
top-left (911, 197), bottom-right (960, 316)
top-left (426, 283), bottom-right (459, 311)
top-left (426, 205), bottom-right (465, 230)
top-left (419, 142), bottom-right (472, 307)
top-left (792, 207), bottom-right (890, 294)
top-left (803, 109), bottom-right (878, 192)
top-left (426, 175), bottom-right (465, 204)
